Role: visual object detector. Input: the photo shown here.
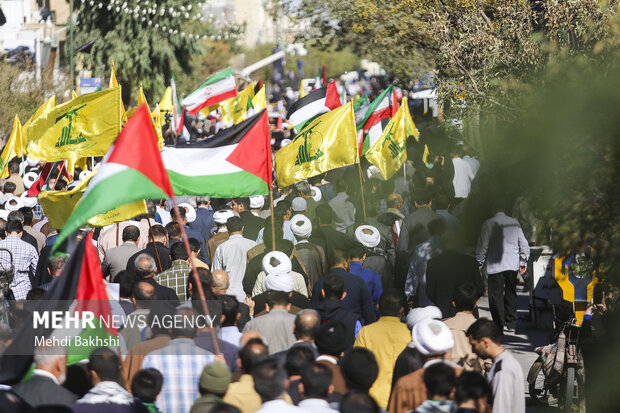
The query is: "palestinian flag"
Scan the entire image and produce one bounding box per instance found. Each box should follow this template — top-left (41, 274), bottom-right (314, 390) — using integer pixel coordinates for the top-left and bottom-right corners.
top-left (357, 85), bottom-right (398, 131)
top-left (286, 81), bottom-right (341, 130)
top-left (162, 109), bottom-right (272, 197)
top-left (354, 96), bottom-right (370, 125)
top-left (182, 67), bottom-right (237, 115)
top-left (53, 104), bottom-right (174, 253)
top-left (0, 233), bottom-right (117, 384)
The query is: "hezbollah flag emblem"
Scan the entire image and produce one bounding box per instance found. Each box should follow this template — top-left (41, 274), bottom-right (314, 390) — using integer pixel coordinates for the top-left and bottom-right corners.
top-left (24, 88), bottom-right (122, 162)
top-left (276, 102), bottom-right (358, 188)
top-left (365, 97), bottom-right (418, 180)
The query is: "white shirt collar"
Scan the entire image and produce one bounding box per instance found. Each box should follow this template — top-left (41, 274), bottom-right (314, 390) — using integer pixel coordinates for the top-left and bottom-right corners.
top-left (315, 355), bottom-right (337, 365)
top-left (33, 369), bottom-right (60, 385)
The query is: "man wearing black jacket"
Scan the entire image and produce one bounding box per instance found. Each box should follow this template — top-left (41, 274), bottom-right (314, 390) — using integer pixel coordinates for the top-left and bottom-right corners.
top-left (314, 274), bottom-right (361, 349)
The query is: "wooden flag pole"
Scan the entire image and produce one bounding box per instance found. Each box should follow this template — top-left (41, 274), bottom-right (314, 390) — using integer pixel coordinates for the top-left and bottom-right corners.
top-left (357, 163), bottom-right (367, 221)
top-left (269, 191), bottom-right (276, 251)
top-left (171, 199), bottom-right (221, 356)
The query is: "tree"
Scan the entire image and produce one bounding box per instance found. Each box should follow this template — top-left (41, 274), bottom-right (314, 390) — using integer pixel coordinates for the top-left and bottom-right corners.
top-left (287, 0), bottom-right (620, 118)
top-left (72, 0), bottom-right (243, 103)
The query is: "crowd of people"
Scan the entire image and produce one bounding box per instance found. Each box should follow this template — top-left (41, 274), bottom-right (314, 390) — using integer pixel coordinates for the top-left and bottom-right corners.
top-left (0, 116), bottom-right (539, 413)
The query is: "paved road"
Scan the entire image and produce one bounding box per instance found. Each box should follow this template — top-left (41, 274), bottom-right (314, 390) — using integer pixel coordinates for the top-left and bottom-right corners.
top-left (478, 286), bottom-right (558, 412)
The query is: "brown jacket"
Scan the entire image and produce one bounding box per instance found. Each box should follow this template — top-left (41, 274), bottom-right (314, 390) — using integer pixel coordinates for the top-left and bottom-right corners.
top-left (207, 231), bottom-right (229, 262)
top-left (388, 362), bottom-right (462, 413)
top-left (443, 312), bottom-right (487, 373)
top-left (123, 335), bottom-right (171, 387)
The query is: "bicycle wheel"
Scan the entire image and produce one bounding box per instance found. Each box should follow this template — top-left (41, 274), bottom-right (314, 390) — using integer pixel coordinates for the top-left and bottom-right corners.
top-left (563, 366), bottom-right (577, 411)
top-left (528, 360), bottom-right (555, 406)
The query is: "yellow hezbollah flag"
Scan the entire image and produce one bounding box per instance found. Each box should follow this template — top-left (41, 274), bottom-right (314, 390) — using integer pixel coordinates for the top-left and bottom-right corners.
top-left (365, 97), bottom-right (417, 180)
top-left (276, 102), bottom-right (358, 188)
top-left (24, 88), bottom-right (122, 162)
top-left (220, 82), bottom-right (256, 125)
top-left (109, 60), bottom-right (119, 89)
top-left (299, 81), bottom-right (306, 98)
top-left (38, 171), bottom-right (147, 229)
top-left (159, 86), bottom-right (173, 117)
top-left (66, 157), bottom-right (89, 179)
top-left (0, 115), bottom-right (24, 178)
top-left (22, 95), bottom-right (56, 147)
top-left (252, 86), bottom-right (267, 111)
top-left (422, 144), bottom-right (430, 166)
top-left (137, 85), bottom-right (164, 149)
top-left (71, 90), bottom-right (78, 99)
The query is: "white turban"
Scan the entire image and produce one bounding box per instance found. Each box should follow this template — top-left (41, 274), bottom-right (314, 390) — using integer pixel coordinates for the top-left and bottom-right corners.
top-left (412, 318), bottom-right (454, 356)
top-left (355, 225), bottom-right (381, 248)
top-left (265, 273), bottom-right (295, 293)
top-left (26, 156), bottom-right (39, 167)
top-left (262, 251), bottom-right (292, 275)
top-left (280, 138), bottom-right (292, 148)
top-left (5, 196), bottom-right (24, 212)
top-left (0, 210), bottom-right (8, 221)
top-left (79, 170), bottom-right (91, 181)
top-left (20, 192), bottom-right (37, 208)
top-left (179, 203), bottom-right (196, 223)
top-left (290, 214), bottom-right (312, 239)
top-left (250, 195), bottom-right (265, 209)
top-left (406, 306), bottom-right (443, 330)
top-left (310, 186), bottom-right (322, 202)
top-left (23, 172), bottom-right (38, 189)
top-left (214, 209), bottom-right (234, 225)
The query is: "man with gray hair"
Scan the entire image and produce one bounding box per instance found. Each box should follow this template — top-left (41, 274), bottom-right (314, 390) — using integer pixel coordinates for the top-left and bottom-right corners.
top-left (12, 345), bottom-right (77, 408)
top-left (135, 253), bottom-right (180, 306)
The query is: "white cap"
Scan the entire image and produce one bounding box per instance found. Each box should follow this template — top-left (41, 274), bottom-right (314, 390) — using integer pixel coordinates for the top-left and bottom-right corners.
top-left (214, 209), bottom-right (234, 225)
top-left (5, 196), bottom-right (24, 211)
top-left (23, 172), bottom-right (38, 189)
top-left (250, 195), bottom-right (265, 209)
top-left (310, 186), bottom-right (322, 202)
top-left (355, 225), bottom-right (381, 248)
top-left (406, 306), bottom-right (443, 330)
top-left (412, 318), bottom-right (454, 356)
top-left (20, 192), bottom-right (37, 208)
top-left (291, 197), bottom-right (307, 212)
top-left (178, 202), bottom-right (196, 223)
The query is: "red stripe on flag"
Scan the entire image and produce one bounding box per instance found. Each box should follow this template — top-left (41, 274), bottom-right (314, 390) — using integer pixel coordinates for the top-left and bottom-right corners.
top-left (226, 111), bottom-right (273, 189)
top-left (187, 89), bottom-right (237, 115)
top-left (75, 232), bottom-right (117, 335)
top-left (325, 82), bottom-right (342, 110)
top-left (107, 104), bottom-right (174, 197)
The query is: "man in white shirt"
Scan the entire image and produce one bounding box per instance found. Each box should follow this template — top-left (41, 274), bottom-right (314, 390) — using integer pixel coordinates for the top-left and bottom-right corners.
top-left (212, 216), bottom-right (257, 301)
top-left (253, 358), bottom-right (305, 413)
top-left (451, 152), bottom-right (475, 201)
top-left (476, 207), bottom-right (529, 332)
top-left (298, 362), bottom-right (338, 413)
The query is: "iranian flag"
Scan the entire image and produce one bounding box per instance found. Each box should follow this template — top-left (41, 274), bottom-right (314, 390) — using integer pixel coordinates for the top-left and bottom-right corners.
top-left (162, 110), bottom-right (272, 197)
top-left (357, 84), bottom-right (398, 131)
top-left (182, 67), bottom-right (237, 115)
top-left (286, 81), bottom-right (341, 130)
top-left (0, 233), bottom-right (118, 384)
top-left (53, 104), bottom-right (175, 252)
top-left (170, 72), bottom-right (185, 134)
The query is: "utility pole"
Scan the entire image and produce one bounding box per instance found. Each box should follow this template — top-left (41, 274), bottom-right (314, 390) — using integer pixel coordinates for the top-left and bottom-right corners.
top-left (69, 0), bottom-right (75, 89)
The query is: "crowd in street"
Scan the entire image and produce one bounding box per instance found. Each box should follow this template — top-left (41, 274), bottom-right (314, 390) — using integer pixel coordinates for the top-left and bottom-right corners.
top-left (0, 129), bottom-right (537, 413)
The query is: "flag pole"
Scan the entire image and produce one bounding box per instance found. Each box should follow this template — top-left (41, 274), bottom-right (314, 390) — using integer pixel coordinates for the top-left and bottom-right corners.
top-left (357, 163), bottom-right (367, 221)
top-left (145, 209), bottom-right (163, 272)
top-left (171, 199), bottom-right (221, 356)
top-left (269, 190), bottom-right (276, 251)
